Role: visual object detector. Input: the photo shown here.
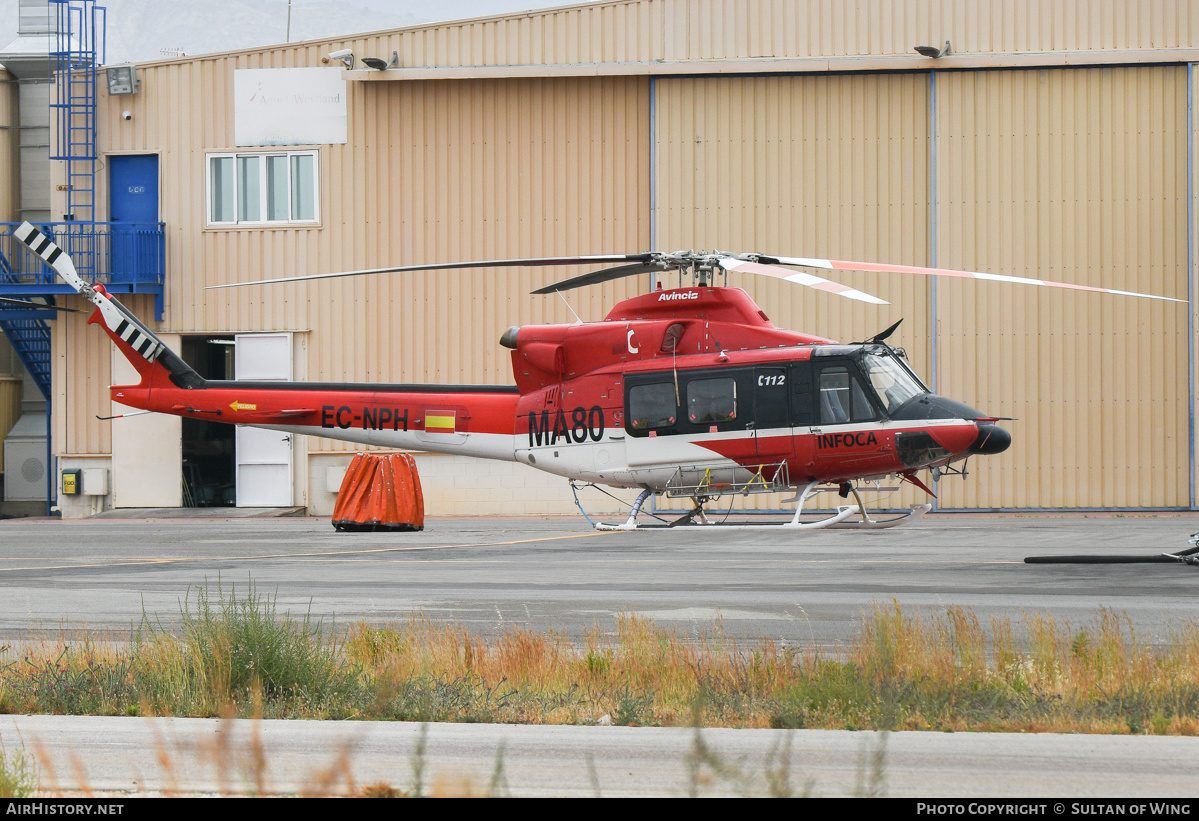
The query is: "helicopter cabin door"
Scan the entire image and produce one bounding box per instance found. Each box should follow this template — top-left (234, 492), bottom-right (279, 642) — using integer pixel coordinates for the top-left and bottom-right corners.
top-left (752, 367), bottom-right (791, 467)
top-left (811, 359), bottom-right (887, 472)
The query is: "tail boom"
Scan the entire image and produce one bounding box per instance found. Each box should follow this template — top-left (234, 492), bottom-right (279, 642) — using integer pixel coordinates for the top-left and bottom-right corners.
top-left (110, 378), bottom-right (522, 459)
top-left (15, 221), bottom-right (524, 461)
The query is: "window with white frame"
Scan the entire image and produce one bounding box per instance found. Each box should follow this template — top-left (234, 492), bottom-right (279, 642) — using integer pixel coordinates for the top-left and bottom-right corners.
top-left (207, 150), bottom-right (319, 225)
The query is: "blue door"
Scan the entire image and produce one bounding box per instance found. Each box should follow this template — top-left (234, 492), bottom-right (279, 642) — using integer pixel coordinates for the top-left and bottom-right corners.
top-left (109, 155), bottom-right (159, 281)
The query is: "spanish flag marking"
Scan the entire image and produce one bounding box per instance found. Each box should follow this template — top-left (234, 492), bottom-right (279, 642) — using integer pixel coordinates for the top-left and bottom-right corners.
top-left (424, 410), bottom-right (457, 434)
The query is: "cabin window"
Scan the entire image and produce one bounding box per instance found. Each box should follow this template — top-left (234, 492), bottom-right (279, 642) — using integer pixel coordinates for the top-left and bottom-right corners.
top-left (628, 382), bottom-right (677, 430)
top-left (818, 366), bottom-right (876, 424)
top-left (687, 377), bottom-right (737, 424)
top-left (207, 150), bottom-right (319, 226)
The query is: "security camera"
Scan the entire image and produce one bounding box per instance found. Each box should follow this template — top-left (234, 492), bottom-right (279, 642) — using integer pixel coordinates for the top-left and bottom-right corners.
top-left (121, 110), bottom-right (132, 121)
top-left (325, 48), bottom-right (355, 69)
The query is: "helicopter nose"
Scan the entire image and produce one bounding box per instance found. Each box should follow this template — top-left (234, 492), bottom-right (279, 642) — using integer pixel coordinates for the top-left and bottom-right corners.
top-left (891, 394), bottom-right (994, 422)
top-left (970, 422), bottom-right (1011, 455)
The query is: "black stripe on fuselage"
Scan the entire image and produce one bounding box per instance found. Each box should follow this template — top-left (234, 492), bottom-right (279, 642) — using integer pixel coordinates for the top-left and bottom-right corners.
top-left (201, 380), bottom-right (520, 394)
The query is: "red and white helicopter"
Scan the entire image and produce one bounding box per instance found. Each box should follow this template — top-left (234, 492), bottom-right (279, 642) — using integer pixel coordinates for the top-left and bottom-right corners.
top-left (14, 222), bottom-right (1184, 530)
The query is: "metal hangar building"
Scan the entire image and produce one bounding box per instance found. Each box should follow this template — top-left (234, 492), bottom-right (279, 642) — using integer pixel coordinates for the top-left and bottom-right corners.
top-left (2, 0), bottom-right (1197, 517)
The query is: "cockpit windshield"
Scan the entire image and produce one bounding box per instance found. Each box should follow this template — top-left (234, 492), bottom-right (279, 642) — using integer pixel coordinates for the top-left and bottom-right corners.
top-left (859, 349), bottom-right (926, 413)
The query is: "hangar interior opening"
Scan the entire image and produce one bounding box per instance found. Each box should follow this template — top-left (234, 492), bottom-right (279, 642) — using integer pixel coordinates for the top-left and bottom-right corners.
top-left (180, 335), bottom-right (234, 507)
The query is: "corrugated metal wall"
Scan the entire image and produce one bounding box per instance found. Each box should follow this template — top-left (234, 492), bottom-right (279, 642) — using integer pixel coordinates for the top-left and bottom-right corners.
top-left (52, 0), bottom-right (1199, 509)
top-left (936, 66), bottom-right (1190, 509)
top-left (655, 73), bottom-right (931, 349)
top-left (0, 70), bottom-right (17, 220)
top-left (296, 0), bottom-right (1199, 68)
top-left (655, 0), bottom-right (1199, 60)
top-left (53, 299), bottom-right (136, 456)
top-left (1, 69), bottom-right (26, 474)
top-left (0, 378), bottom-right (19, 473)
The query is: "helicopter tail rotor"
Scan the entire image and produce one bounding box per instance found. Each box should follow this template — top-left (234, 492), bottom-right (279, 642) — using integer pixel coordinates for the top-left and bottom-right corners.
top-left (13, 222), bottom-right (204, 389)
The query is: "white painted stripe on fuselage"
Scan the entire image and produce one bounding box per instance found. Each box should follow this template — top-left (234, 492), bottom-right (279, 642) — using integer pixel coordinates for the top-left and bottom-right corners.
top-left (251, 416), bottom-right (980, 491)
top-left (257, 424), bottom-right (520, 462)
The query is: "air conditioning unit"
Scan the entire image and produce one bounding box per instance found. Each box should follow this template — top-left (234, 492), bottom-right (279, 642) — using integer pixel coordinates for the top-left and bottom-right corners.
top-left (3, 414), bottom-right (48, 501)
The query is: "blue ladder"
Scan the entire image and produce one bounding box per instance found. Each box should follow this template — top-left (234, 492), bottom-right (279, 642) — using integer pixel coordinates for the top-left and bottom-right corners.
top-left (49, 0), bottom-right (105, 277)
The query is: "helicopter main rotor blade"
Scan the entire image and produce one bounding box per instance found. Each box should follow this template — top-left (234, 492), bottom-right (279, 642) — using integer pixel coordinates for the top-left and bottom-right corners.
top-left (530, 261), bottom-right (662, 294)
top-left (0, 296), bottom-right (83, 312)
top-left (205, 254), bottom-right (655, 289)
top-left (718, 258), bottom-right (889, 304)
top-left (763, 255), bottom-right (1187, 303)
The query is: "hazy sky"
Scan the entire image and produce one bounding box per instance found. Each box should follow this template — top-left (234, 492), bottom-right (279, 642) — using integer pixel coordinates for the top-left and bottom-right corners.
top-left (1, 0), bottom-right (580, 63)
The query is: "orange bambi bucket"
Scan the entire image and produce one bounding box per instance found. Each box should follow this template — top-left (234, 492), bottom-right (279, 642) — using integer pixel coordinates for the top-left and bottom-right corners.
top-left (331, 452), bottom-right (425, 532)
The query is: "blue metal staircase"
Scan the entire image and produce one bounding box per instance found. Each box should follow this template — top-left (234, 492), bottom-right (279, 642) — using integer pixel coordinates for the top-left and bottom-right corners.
top-left (0, 317), bottom-right (51, 399)
top-left (0, 249), bottom-right (52, 400)
top-left (0, 1), bottom-right (107, 401)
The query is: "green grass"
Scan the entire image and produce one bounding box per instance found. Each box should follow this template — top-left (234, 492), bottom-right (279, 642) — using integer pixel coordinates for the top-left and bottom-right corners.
top-left (132, 580), bottom-right (358, 717)
top-left (1, 586), bottom-right (1198, 735)
top-left (0, 745), bottom-right (36, 798)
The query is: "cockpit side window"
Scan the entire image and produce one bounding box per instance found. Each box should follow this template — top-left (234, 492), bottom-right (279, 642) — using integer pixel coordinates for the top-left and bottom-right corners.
top-left (860, 351), bottom-right (925, 413)
top-left (818, 365), bottom-right (877, 424)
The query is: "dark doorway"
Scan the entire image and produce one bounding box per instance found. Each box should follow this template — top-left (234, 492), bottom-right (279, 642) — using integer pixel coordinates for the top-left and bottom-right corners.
top-left (180, 336), bottom-right (235, 506)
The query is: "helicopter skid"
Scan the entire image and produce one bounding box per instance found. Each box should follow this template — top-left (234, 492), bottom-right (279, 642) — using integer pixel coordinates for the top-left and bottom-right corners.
top-left (593, 504), bottom-right (933, 531)
top-left (591, 480), bottom-right (932, 532)
top-left (594, 504), bottom-right (862, 531)
top-left (823, 503), bottom-right (932, 529)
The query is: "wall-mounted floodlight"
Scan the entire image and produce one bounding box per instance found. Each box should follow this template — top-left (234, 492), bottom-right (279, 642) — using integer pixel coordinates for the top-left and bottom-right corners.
top-left (361, 50), bottom-right (399, 71)
top-left (914, 41), bottom-right (951, 59)
top-left (106, 64), bottom-right (139, 95)
top-left (324, 48), bottom-right (355, 69)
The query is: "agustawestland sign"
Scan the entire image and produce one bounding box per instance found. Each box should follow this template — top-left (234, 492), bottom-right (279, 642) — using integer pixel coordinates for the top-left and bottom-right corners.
top-left (234, 67), bottom-right (348, 146)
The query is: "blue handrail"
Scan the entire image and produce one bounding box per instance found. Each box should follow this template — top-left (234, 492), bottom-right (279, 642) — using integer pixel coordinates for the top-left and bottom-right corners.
top-left (0, 221), bottom-right (165, 289)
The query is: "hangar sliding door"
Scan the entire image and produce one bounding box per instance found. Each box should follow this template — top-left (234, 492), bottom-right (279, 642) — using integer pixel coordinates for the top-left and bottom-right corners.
top-left (653, 72), bottom-right (932, 510)
top-left (934, 66), bottom-right (1189, 510)
top-left (655, 68), bottom-right (1189, 510)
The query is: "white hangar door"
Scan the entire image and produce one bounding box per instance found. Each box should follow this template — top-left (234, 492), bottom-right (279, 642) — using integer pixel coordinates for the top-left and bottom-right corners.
top-left (234, 333), bottom-right (294, 507)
